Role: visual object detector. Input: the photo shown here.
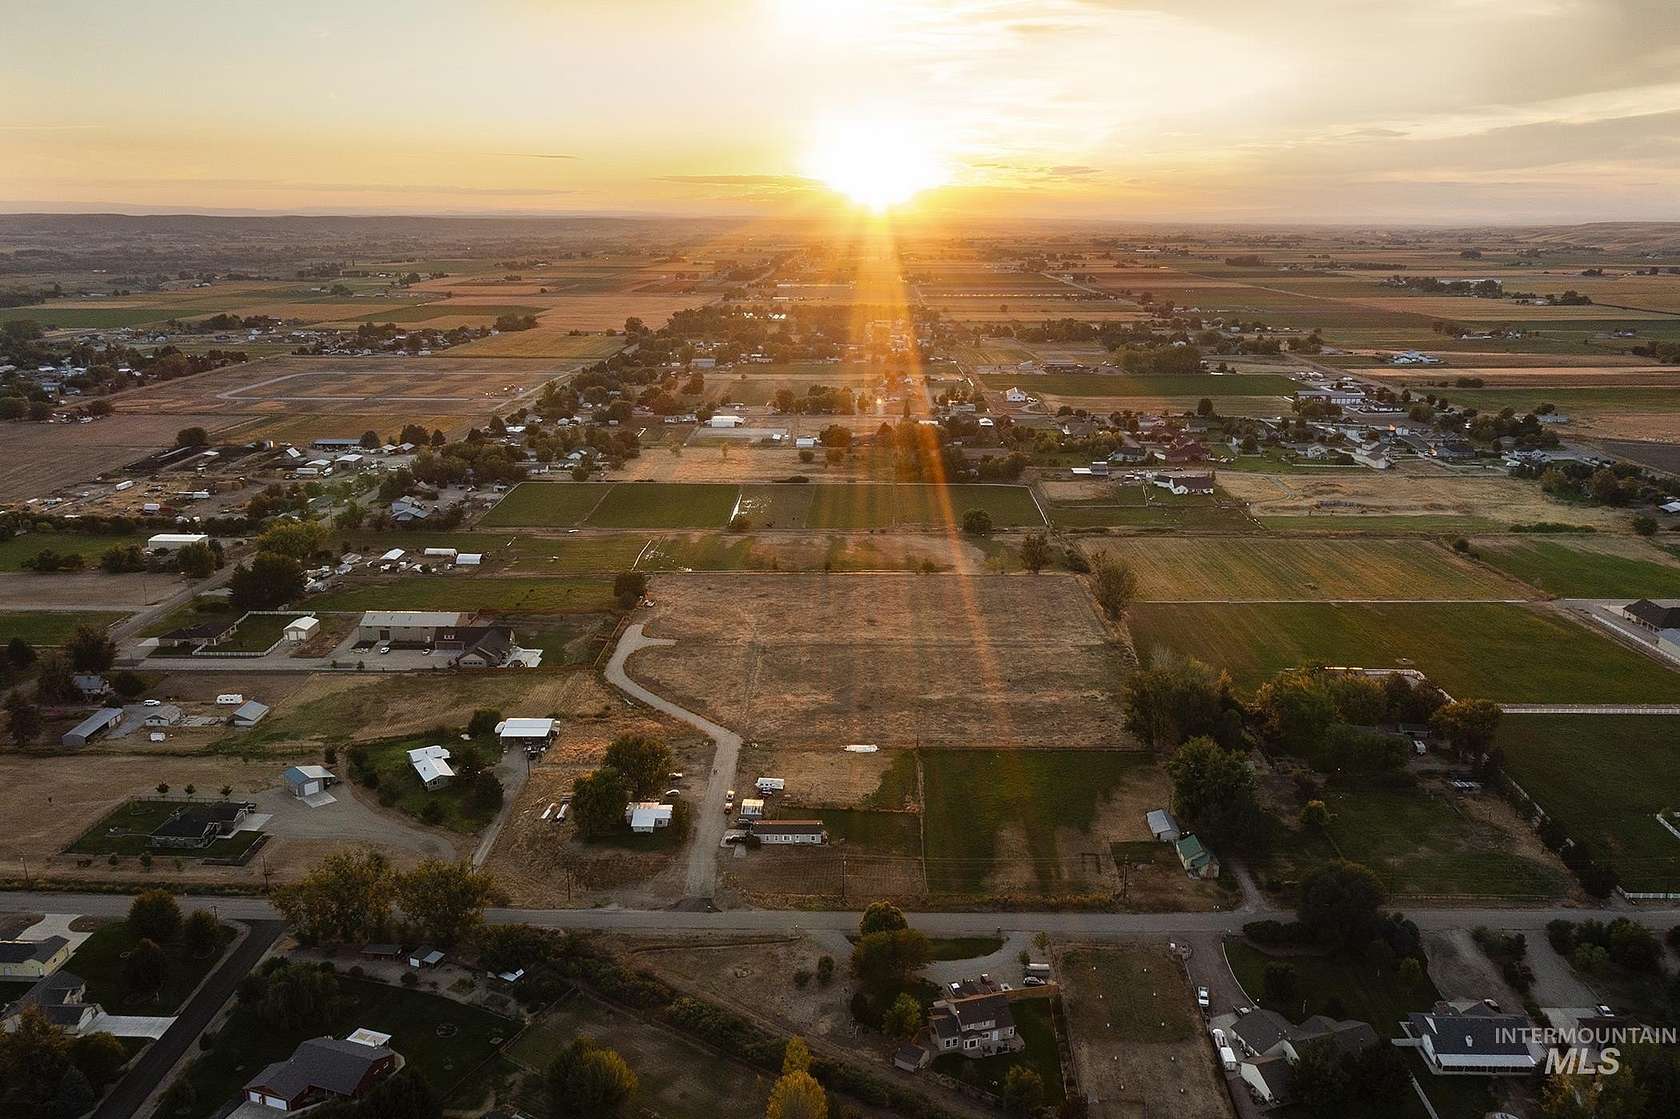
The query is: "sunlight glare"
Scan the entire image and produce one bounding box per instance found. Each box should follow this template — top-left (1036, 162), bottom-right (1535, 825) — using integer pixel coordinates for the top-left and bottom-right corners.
top-left (802, 119), bottom-right (947, 211)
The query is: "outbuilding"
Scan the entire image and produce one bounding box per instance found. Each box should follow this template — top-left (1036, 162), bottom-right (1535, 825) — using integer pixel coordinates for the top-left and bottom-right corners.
top-left (496, 718), bottom-right (555, 750)
top-left (62, 707), bottom-right (123, 748)
top-left (753, 820), bottom-right (827, 845)
top-left (356, 611), bottom-right (463, 645)
top-left (231, 700), bottom-right (271, 727)
top-left (284, 616), bottom-right (320, 642)
top-left (147, 532), bottom-right (209, 553)
top-left (1146, 809), bottom-right (1182, 843)
top-left (282, 765), bottom-right (337, 799)
top-left (625, 802), bottom-right (674, 833)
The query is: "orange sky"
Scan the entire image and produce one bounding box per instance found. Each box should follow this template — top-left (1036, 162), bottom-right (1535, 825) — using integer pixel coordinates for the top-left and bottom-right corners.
top-left (4, 0), bottom-right (1679, 222)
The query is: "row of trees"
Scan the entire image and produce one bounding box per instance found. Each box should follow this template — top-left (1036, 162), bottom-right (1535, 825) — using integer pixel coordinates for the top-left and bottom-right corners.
top-left (271, 851), bottom-right (505, 947)
top-left (571, 734), bottom-right (676, 838)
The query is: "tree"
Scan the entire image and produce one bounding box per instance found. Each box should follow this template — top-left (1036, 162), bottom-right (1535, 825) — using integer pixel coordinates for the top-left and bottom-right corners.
top-left (571, 768), bottom-right (630, 839)
top-left (271, 850), bottom-right (396, 943)
top-left (1166, 737), bottom-right (1264, 847)
top-left (128, 890), bottom-right (182, 942)
top-left (1297, 861), bottom-right (1386, 952)
top-left (1090, 555), bottom-right (1138, 621)
top-left (6, 637), bottom-right (34, 667)
top-left (64, 624), bottom-right (117, 673)
top-left (334, 501), bottom-right (365, 531)
top-left (1252, 668), bottom-right (1340, 761)
top-left (467, 708), bottom-right (502, 739)
top-left (175, 426), bottom-right (208, 448)
top-left (782, 1036), bottom-right (812, 1075)
top-left (1430, 699), bottom-right (1502, 760)
top-left (124, 938), bottom-right (167, 997)
top-left (961, 509), bottom-right (993, 536)
top-left (765, 1071), bottom-right (827, 1119)
top-left (1288, 1042), bottom-right (1349, 1119)
top-left (395, 859), bottom-right (506, 947)
top-left (256, 520), bottom-right (327, 562)
top-left (1299, 800), bottom-right (1331, 832)
top-left (68, 1032), bottom-right (128, 1090)
top-left (359, 429), bottom-right (382, 449)
top-left (850, 928), bottom-right (930, 998)
top-left (49, 1066), bottom-right (94, 1119)
top-left (1121, 654), bottom-right (1233, 749)
top-left (5, 694), bottom-right (41, 748)
top-left (1002, 1066), bottom-right (1044, 1116)
top-left (182, 909), bottom-right (222, 958)
top-left (229, 552), bottom-right (305, 610)
top-left (602, 734), bottom-right (672, 799)
top-left (612, 571), bottom-right (649, 609)
top-left (176, 541), bottom-right (216, 578)
top-left (250, 959), bottom-right (340, 1031)
top-left (858, 901), bottom-right (908, 935)
top-left (111, 670), bottom-right (146, 698)
top-left (548, 1036), bottom-right (636, 1118)
top-left (882, 992), bottom-right (922, 1039)
top-left (33, 652), bottom-right (78, 704)
top-left (1019, 532), bottom-right (1052, 574)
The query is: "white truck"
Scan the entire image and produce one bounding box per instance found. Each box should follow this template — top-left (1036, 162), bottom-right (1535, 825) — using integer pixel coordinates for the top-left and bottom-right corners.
top-left (755, 777), bottom-right (785, 794)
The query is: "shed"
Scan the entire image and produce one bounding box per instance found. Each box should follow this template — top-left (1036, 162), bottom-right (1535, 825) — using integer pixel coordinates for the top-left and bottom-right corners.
top-left (408, 948), bottom-right (445, 969)
top-left (231, 700), bottom-right (270, 727)
top-left (62, 707), bottom-right (123, 748)
top-left (284, 616), bottom-right (320, 642)
top-left (1146, 809), bottom-right (1182, 843)
top-left (147, 532), bottom-right (209, 553)
top-left (282, 765), bottom-right (337, 798)
top-left (455, 553), bottom-right (483, 567)
top-left (739, 798), bottom-right (765, 819)
top-left (496, 718), bottom-right (555, 747)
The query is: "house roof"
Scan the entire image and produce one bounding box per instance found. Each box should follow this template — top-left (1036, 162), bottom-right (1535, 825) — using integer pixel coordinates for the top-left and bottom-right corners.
top-left (1231, 1009), bottom-right (1294, 1055)
top-left (1407, 1011), bottom-right (1535, 1058)
top-left (1246, 1054), bottom-right (1294, 1098)
top-left (412, 756), bottom-right (455, 784)
top-left (1289, 1016), bottom-right (1380, 1059)
top-left (4, 970), bottom-right (88, 1023)
top-left (0, 937), bottom-right (68, 964)
top-left (245, 1036), bottom-right (394, 1100)
top-left (283, 765), bottom-right (335, 784)
top-left (496, 718), bottom-right (555, 738)
top-left (753, 820), bottom-right (826, 836)
top-left (1626, 599), bottom-right (1680, 629)
top-left (948, 992), bottom-right (1014, 1033)
top-left (232, 700), bottom-right (270, 724)
top-left (359, 610), bottom-right (461, 629)
top-left (1175, 834), bottom-right (1215, 868)
top-left (1146, 809), bottom-right (1179, 834)
top-left (64, 707), bottom-right (124, 740)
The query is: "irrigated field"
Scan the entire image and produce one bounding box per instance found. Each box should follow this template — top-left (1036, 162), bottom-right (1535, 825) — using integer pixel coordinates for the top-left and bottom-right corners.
top-left (1499, 715), bottom-right (1680, 894)
top-left (633, 573), bottom-right (1124, 749)
top-left (1092, 537), bottom-right (1527, 600)
top-left (1126, 601), bottom-right (1680, 702)
top-left (0, 610), bottom-right (130, 645)
top-left (1472, 536), bottom-right (1680, 598)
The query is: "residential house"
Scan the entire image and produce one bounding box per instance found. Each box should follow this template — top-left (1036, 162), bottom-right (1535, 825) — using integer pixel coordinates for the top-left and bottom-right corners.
top-left (1234, 1010), bottom-right (1380, 1105)
top-left (1623, 600), bottom-right (1680, 633)
top-left (282, 765), bottom-right (337, 799)
top-left (389, 498), bottom-right (430, 524)
top-left (156, 619), bottom-right (237, 652)
top-left (1, 971), bottom-right (100, 1034)
top-left (436, 625), bottom-right (516, 668)
top-left (625, 802), bottom-right (674, 833)
top-left (1003, 387), bottom-right (1030, 404)
top-left (1175, 834), bottom-right (1219, 878)
top-left (408, 745), bottom-right (455, 789)
top-left (243, 1034), bottom-right (398, 1112)
top-left (0, 937), bottom-right (70, 980)
top-left (1401, 1004), bottom-right (1540, 1076)
top-left (71, 674), bottom-right (108, 699)
top-left (752, 820), bottom-right (828, 845)
top-left (1152, 471), bottom-right (1216, 496)
top-left (927, 992), bottom-right (1023, 1059)
top-left (144, 705), bottom-right (184, 728)
top-left (149, 801), bottom-right (254, 849)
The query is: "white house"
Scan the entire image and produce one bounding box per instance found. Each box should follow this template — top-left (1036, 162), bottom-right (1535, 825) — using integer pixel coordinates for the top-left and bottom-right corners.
top-left (408, 745), bottom-right (455, 789)
top-left (284, 616), bottom-right (320, 642)
top-left (1004, 387), bottom-right (1029, 404)
top-left (753, 820), bottom-right (827, 844)
top-left (1402, 1007), bottom-right (1540, 1076)
top-left (626, 802), bottom-right (674, 832)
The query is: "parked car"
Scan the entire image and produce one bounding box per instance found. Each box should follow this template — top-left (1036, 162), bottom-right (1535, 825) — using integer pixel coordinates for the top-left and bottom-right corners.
top-left (1022, 976), bottom-right (1046, 987)
top-left (1196, 986), bottom-right (1210, 1010)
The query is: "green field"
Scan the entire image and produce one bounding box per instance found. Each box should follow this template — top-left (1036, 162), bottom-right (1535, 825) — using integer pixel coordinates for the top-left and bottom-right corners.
top-left (0, 305), bottom-right (177, 327)
top-left (1262, 785), bottom-right (1567, 898)
top-left (586, 482), bottom-right (741, 529)
top-left (1499, 715), bottom-right (1680, 893)
top-left (1126, 601), bottom-right (1680, 702)
top-left (979, 372), bottom-right (1298, 397)
top-left (0, 531), bottom-right (150, 571)
top-left (66, 917), bottom-right (236, 1014)
top-left (817, 808), bottom-right (923, 857)
top-left (215, 612), bottom-right (291, 653)
top-left (303, 575), bottom-right (612, 614)
top-left (478, 482), bottom-right (613, 527)
top-left (1473, 537), bottom-right (1680, 598)
top-left (920, 750), bottom-right (1149, 895)
top-left (1257, 514), bottom-right (1510, 535)
top-left (0, 610), bottom-right (129, 646)
top-left (66, 799), bottom-right (266, 860)
top-left (171, 978), bottom-right (508, 1119)
top-left (797, 483), bottom-right (1044, 529)
top-left (1443, 386), bottom-right (1680, 415)
top-left (1225, 939), bottom-right (1442, 1037)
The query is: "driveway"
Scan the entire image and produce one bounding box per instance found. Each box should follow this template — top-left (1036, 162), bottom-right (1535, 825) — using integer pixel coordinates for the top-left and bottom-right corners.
top-left (253, 786), bottom-right (454, 860)
top-left (473, 744), bottom-right (535, 867)
top-left (604, 621), bottom-right (741, 905)
top-left (16, 912), bottom-right (96, 953)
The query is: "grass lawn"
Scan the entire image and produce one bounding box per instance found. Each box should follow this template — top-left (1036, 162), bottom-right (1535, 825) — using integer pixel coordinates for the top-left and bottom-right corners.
top-left (801, 483), bottom-right (1044, 530)
top-left (0, 531), bottom-right (150, 571)
top-left (1262, 785), bottom-right (1568, 898)
top-left (1499, 715), bottom-right (1680, 893)
top-left (173, 977), bottom-right (510, 1119)
top-left (66, 918), bottom-right (235, 1014)
top-left (1472, 537), bottom-right (1680, 598)
top-left (920, 750), bottom-right (1149, 895)
top-left (585, 482), bottom-right (741, 529)
top-left (66, 800), bottom-right (266, 860)
top-left (349, 732), bottom-right (503, 833)
top-left (1224, 939), bottom-right (1440, 1037)
top-left (500, 533), bottom-right (651, 574)
top-left (925, 935), bottom-right (1006, 961)
top-left (0, 610), bottom-right (129, 646)
top-left (1125, 601), bottom-right (1680, 702)
top-left (506, 993), bottom-right (769, 1119)
top-left (478, 482), bottom-right (613, 527)
top-left (213, 613), bottom-right (290, 653)
top-left (140, 602), bottom-right (239, 639)
top-left (932, 997), bottom-right (1064, 1107)
top-left (818, 808), bottom-right (922, 857)
top-left (512, 612), bottom-right (615, 665)
top-left (304, 575), bottom-right (613, 615)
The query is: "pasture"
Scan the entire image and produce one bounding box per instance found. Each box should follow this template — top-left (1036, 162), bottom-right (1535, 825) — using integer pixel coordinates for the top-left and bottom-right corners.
top-left (979, 372), bottom-right (1298, 397)
top-left (1093, 537), bottom-right (1526, 600)
top-left (0, 610), bottom-right (129, 645)
top-left (1472, 536), bottom-right (1680, 598)
top-left (0, 531), bottom-right (150, 571)
top-left (1125, 601), bottom-right (1680, 702)
top-left (633, 573), bottom-right (1124, 750)
top-left (1499, 715), bottom-right (1680, 894)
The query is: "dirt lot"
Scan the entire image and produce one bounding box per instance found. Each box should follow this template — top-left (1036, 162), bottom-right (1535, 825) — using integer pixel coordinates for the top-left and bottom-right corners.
top-left (633, 572), bottom-right (1126, 750)
top-left (0, 571), bottom-right (184, 610)
top-left (1221, 468), bottom-right (1630, 527)
top-left (1057, 942), bottom-right (1231, 1119)
top-left (0, 413), bottom-right (242, 502)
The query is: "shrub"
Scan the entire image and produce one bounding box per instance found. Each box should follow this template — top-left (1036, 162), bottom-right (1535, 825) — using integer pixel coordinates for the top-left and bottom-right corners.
top-left (792, 968), bottom-right (812, 989)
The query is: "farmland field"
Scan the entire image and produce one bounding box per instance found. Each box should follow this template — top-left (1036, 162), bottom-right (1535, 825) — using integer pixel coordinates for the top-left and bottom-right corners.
top-left (302, 574), bottom-right (613, 614)
top-left (446, 329), bottom-right (628, 359)
top-left (477, 482), bottom-right (613, 527)
top-left (634, 573), bottom-right (1124, 749)
top-left (1499, 715), bottom-right (1680, 894)
top-left (1091, 537), bottom-right (1527, 600)
top-left (0, 531), bottom-right (150, 571)
top-left (1472, 536), bottom-right (1680, 597)
top-left (1126, 601), bottom-right (1680, 702)
top-left (585, 481), bottom-right (741, 529)
top-left (0, 412), bottom-right (241, 503)
top-left (0, 610), bottom-right (129, 645)
top-left (979, 372), bottom-right (1297, 397)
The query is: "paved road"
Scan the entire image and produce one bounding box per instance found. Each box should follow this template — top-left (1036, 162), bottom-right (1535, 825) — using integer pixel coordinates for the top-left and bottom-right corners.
top-left (7, 891), bottom-right (1680, 939)
top-left (1501, 704), bottom-right (1680, 715)
top-left (92, 919), bottom-right (283, 1119)
top-left (603, 621), bottom-right (742, 903)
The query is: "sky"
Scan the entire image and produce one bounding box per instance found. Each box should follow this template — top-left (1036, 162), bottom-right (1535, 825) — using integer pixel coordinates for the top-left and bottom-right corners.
top-left (3, 0), bottom-right (1679, 223)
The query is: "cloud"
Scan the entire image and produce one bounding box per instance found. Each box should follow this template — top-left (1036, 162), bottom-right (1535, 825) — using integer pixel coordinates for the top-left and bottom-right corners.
top-left (496, 152), bottom-right (580, 160)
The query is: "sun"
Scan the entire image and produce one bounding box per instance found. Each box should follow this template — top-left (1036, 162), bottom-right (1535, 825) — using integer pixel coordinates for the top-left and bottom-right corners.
top-left (802, 119), bottom-right (948, 211)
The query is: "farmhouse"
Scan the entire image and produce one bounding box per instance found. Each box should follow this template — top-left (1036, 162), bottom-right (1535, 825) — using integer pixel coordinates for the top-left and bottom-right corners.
top-left (625, 802), bottom-right (674, 832)
top-left (1151, 471), bottom-right (1216, 496)
top-left (149, 801), bottom-right (254, 849)
top-left (927, 991), bottom-right (1023, 1059)
top-left (0, 936), bottom-right (70, 980)
top-left (357, 611), bottom-right (463, 645)
top-left (496, 718), bottom-right (555, 751)
top-left (61, 707), bottom-right (123, 748)
top-left (408, 744), bottom-right (455, 789)
top-left (282, 765), bottom-right (337, 799)
top-left (1233, 1010), bottom-right (1380, 1105)
top-left (1401, 1004), bottom-right (1540, 1076)
top-left (1, 971), bottom-right (100, 1033)
top-left (436, 624), bottom-right (516, 668)
top-left (753, 820), bottom-right (827, 845)
top-left (243, 1034), bottom-right (398, 1112)
top-left (389, 498), bottom-right (429, 524)
top-left (1622, 599), bottom-right (1680, 633)
top-left (146, 532), bottom-right (209, 553)
top-left (284, 616), bottom-right (320, 642)
top-left (72, 674), bottom-right (108, 698)
top-left (1175, 834), bottom-right (1219, 878)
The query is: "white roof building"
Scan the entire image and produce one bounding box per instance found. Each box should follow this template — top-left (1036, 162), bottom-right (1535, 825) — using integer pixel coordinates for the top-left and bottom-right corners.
top-left (408, 744), bottom-right (455, 787)
top-left (625, 802), bottom-right (674, 832)
top-left (284, 616), bottom-right (320, 641)
top-left (495, 718), bottom-right (555, 742)
top-left (147, 533), bottom-right (209, 552)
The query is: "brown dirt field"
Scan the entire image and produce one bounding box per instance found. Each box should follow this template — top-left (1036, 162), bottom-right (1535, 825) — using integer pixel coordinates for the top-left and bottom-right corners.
top-left (0, 413), bottom-right (242, 501)
top-left (1220, 470), bottom-right (1630, 527)
top-left (1040, 393), bottom-right (1289, 418)
top-left (746, 745), bottom-right (899, 807)
top-left (634, 573), bottom-right (1126, 750)
top-left (1057, 942), bottom-right (1231, 1119)
top-left (447, 330), bottom-right (628, 360)
top-left (0, 572), bottom-right (182, 611)
top-left (1374, 366), bottom-right (1680, 385)
top-left (1567, 413), bottom-right (1680, 440)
